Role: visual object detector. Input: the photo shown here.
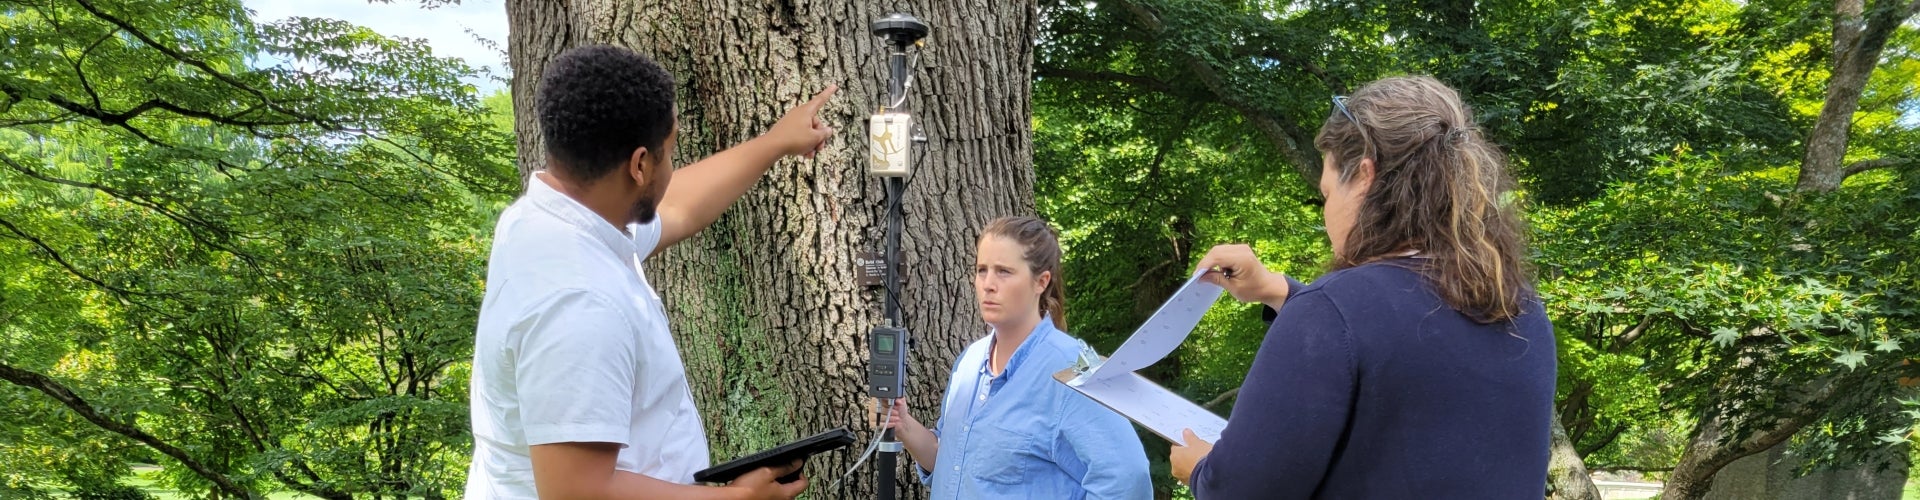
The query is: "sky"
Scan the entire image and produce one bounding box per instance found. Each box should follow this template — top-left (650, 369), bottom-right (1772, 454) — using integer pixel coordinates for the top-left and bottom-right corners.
top-left (232, 2), bottom-right (1920, 127)
top-left (241, 0), bottom-right (510, 94)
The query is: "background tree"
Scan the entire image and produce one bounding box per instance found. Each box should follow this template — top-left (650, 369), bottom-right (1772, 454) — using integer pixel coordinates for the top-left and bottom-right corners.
top-left (0, 0), bottom-right (514, 497)
top-left (1030, 0), bottom-right (1920, 498)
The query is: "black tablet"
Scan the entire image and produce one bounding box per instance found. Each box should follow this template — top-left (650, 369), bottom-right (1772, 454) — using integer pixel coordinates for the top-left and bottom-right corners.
top-left (693, 427), bottom-right (855, 484)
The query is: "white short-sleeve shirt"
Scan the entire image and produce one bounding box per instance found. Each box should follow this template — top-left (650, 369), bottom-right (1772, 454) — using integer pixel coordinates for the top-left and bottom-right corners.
top-left (464, 172), bottom-right (709, 499)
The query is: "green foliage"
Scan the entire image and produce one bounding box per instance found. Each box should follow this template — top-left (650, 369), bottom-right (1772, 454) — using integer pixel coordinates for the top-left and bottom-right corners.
top-left (1039, 0), bottom-right (1812, 203)
top-left (1036, 4), bottom-right (1334, 494)
top-left (71, 482), bottom-right (154, 500)
top-left (1532, 156), bottom-right (1920, 469)
top-left (0, 0), bottom-right (513, 497)
top-left (1035, 0), bottom-right (1920, 491)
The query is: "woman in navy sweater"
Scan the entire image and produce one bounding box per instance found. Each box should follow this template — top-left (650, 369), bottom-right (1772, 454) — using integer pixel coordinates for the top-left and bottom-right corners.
top-left (1167, 76), bottom-right (1556, 499)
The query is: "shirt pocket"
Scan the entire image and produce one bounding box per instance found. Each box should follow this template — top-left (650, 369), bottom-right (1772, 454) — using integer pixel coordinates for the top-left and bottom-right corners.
top-left (969, 420), bottom-right (1042, 485)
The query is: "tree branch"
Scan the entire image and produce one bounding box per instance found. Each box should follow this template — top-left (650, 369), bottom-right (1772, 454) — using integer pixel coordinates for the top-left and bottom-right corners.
top-left (0, 362), bottom-right (253, 499)
top-left (0, 81), bottom-right (264, 176)
top-left (0, 77), bottom-right (310, 133)
top-left (1843, 157), bottom-right (1916, 177)
top-left (1615, 315), bottom-right (1656, 348)
top-left (1034, 66), bottom-right (1174, 92)
top-left (0, 113), bottom-right (81, 128)
top-left (70, 0), bottom-right (339, 130)
top-left (1204, 387), bottom-right (1240, 409)
top-left (1834, 0), bottom-right (1865, 63)
top-left (1663, 367), bottom-right (1856, 498)
top-left (356, 132), bottom-right (512, 197)
top-left (1236, 47), bottom-right (1347, 94)
top-left (69, 29), bottom-right (118, 110)
top-left (1589, 464), bottom-right (1676, 473)
top-left (47, 91), bottom-right (310, 129)
top-left (0, 151), bottom-right (259, 269)
top-left (1578, 424), bottom-right (1627, 457)
top-left (0, 216), bottom-right (169, 297)
top-left (1110, 0), bottom-right (1321, 181)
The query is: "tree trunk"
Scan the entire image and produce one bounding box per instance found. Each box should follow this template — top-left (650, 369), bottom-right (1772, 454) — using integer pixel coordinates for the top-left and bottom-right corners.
top-left (1546, 410), bottom-right (1602, 500)
top-left (1797, 0), bottom-right (1920, 192)
top-left (1659, 370), bottom-right (1847, 500)
top-left (1703, 436), bottom-right (1909, 500)
top-left (1656, 0), bottom-right (1920, 494)
top-left (1798, 0), bottom-right (1873, 192)
top-left (507, 1), bottom-right (1040, 497)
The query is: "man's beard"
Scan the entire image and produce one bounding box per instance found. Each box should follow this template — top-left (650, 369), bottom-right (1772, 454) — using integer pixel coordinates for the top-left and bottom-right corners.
top-left (630, 195), bottom-right (659, 225)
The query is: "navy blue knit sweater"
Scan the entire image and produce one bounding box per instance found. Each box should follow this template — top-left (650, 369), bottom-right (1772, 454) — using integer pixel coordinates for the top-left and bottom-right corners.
top-left (1190, 260), bottom-right (1556, 499)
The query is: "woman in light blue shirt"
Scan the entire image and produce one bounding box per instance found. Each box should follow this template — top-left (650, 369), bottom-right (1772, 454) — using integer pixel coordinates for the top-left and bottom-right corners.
top-left (878, 216), bottom-right (1152, 500)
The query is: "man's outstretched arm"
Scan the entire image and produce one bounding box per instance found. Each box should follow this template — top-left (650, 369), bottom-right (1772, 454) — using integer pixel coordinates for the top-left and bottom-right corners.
top-left (652, 85), bottom-right (837, 256)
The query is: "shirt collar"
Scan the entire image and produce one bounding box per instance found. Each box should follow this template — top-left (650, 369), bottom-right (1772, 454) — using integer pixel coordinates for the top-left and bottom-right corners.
top-left (981, 316), bottom-right (1057, 379)
top-left (525, 171), bottom-right (640, 259)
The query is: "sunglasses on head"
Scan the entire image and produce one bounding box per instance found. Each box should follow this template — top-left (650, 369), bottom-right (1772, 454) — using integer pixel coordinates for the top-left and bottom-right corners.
top-left (1330, 95), bottom-right (1375, 163)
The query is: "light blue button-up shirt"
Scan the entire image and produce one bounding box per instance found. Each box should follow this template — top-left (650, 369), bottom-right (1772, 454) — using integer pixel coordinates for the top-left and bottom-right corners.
top-left (918, 319), bottom-right (1152, 500)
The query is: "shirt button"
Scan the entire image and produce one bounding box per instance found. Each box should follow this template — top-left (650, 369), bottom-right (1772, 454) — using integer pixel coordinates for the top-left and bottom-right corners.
top-left (953, 466), bottom-right (960, 471)
top-left (978, 394), bottom-right (986, 401)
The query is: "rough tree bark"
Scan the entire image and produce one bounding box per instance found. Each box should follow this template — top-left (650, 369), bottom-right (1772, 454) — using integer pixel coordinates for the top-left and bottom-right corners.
top-left (1659, 350), bottom-right (1871, 500)
top-left (507, 1), bottom-right (1039, 497)
top-left (1703, 426), bottom-right (1909, 500)
top-left (1547, 410), bottom-right (1602, 500)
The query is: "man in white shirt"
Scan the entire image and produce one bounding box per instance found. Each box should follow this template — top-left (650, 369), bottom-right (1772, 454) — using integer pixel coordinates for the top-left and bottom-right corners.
top-left (465, 44), bottom-right (836, 500)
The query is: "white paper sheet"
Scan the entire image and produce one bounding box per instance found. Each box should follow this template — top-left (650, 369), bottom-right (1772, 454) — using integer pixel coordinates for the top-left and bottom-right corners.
top-left (1054, 268), bottom-right (1229, 445)
top-left (1072, 269), bottom-right (1223, 385)
top-left (1059, 370), bottom-right (1227, 445)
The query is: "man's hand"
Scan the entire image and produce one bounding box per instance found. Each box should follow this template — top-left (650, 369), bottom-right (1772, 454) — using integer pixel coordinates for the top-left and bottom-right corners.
top-left (1169, 428), bottom-right (1215, 486)
top-left (766, 85), bottom-right (838, 158)
top-left (724, 459), bottom-right (808, 500)
top-left (533, 441), bottom-right (776, 500)
top-left (650, 84), bottom-right (839, 255)
top-left (1196, 244), bottom-right (1290, 308)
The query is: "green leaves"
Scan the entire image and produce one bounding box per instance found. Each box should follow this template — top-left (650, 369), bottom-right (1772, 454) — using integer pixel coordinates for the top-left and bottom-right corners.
top-left (1833, 349), bottom-right (1869, 371)
top-left (0, 0), bottom-right (510, 496)
top-left (1712, 327), bottom-right (1740, 347)
top-left (1039, 0), bottom-right (1920, 487)
top-left (1875, 430), bottom-right (1907, 445)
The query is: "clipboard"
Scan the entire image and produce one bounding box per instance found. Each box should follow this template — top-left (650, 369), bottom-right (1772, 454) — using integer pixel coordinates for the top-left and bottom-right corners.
top-left (1054, 270), bottom-right (1229, 445)
top-left (1056, 367), bottom-right (1226, 445)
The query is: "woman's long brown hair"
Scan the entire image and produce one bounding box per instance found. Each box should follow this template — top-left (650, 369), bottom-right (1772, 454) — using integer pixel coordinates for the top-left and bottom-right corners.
top-left (1314, 76), bottom-right (1531, 324)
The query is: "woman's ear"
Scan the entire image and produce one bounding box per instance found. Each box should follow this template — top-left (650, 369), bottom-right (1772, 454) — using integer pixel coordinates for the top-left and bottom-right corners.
top-left (1350, 157), bottom-right (1377, 196)
top-left (1035, 270), bottom-right (1052, 294)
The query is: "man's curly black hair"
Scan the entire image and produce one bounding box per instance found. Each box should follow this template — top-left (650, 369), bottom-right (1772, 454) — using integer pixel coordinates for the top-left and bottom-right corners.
top-left (536, 44), bottom-right (676, 183)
